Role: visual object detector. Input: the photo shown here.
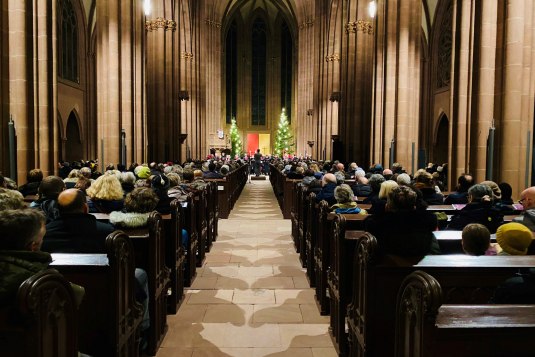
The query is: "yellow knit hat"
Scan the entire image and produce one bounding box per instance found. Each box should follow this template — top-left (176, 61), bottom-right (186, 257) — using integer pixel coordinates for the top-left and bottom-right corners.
top-left (496, 222), bottom-right (533, 255)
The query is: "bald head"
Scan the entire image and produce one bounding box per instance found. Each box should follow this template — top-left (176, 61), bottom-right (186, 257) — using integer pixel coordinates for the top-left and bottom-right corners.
top-left (58, 189), bottom-right (87, 214)
top-left (520, 187), bottom-right (535, 210)
top-left (323, 173), bottom-right (337, 185)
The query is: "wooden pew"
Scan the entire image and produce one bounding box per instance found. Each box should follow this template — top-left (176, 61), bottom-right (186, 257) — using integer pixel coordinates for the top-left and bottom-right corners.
top-left (346, 233), bottom-right (535, 357)
top-left (283, 178), bottom-right (302, 219)
top-left (205, 181), bottom-right (218, 246)
top-left (396, 270), bottom-right (535, 357)
top-left (164, 200), bottom-right (186, 314)
top-left (122, 212), bottom-right (170, 356)
top-left (298, 185), bottom-right (309, 268)
top-left (305, 192), bottom-right (318, 287)
top-left (314, 200), bottom-right (331, 315)
top-left (183, 194), bottom-right (198, 287)
top-left (194, 188), bottom-right (208, 267)
top-left (290, 181), bottom-right (302, 253)
top-left (433, 230), bottom-right (497, 254)
top-left (51, 231), bottom-right (143, 357)
top-left (327, 215), bottom-right (366, 356)
top-left (0, 269), bottom-right (78, 357)
top-left (205, 164), bottom-right (248, 219)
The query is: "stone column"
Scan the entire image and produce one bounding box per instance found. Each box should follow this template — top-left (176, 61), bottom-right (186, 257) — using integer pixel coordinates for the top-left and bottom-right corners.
top-left (96, 1), bottom-right (144, 166)
top-left (499, 0), bottom-right (535, 194)
top-left (4, 1), bottom-right (58, 182)
top-left (145, 0), bottom-right (180, 162)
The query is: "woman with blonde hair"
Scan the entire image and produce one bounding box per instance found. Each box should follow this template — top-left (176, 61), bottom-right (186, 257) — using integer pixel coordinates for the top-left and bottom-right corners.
top-left (86, 174), bottom-right (124, 213)
top-left (369, 180), bottom-right (398, 214)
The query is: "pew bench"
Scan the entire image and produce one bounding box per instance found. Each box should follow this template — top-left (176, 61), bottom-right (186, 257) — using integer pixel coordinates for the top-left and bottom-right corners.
top-left (396, 270), bottom-right (535, 357)
top-left (51, 231), bottom-right (143, 357)
top-left (122, 212), bottom-right (170, 356)
top-left (0, 269), bottom-right (78, 357)
top-left (346, 233), bottom-right (535, 357)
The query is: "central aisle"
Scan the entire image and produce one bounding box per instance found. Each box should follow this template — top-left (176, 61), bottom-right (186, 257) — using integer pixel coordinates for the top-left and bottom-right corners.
top-left (157, 178), bottom-right (337, 357)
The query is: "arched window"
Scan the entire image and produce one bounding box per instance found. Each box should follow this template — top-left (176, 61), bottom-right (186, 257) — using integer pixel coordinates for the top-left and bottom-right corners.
top-left (251, 18), bottom-right (267, 126)
top-left (281, 21), bottom-right (292, 123)
top-left (57, 0), bottom-right (79, 83)
top-left (226, 20), bottom-right (238, 124)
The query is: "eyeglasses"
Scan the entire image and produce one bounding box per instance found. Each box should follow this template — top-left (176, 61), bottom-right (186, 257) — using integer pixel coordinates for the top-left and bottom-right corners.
top-left (519, 198), bottom-right (526, 204)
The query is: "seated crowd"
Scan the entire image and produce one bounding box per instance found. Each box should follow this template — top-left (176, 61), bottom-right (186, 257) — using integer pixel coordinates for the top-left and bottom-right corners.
top-left (0, 156), bottom-right (245, 354)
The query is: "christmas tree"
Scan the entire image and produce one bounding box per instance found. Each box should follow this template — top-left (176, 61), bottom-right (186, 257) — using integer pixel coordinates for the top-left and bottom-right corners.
top-left (274, 108), bottom-right (293, 156)
top-left (229, 117), bottom-right (242, 157)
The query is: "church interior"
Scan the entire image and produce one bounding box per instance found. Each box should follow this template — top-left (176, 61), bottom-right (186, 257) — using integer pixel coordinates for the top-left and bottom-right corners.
top-left (1, 1), bottom-right (535, 356)
top-left (0, 0), bottom-right (534, 196)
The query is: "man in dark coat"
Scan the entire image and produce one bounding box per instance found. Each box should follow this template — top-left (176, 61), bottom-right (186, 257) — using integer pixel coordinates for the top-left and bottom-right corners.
top-left (254, 149), bottom-right (262, 176)
top-left (315, 173), bottom-right (338, 206)
top-left (43, 189), bottom-right (115, 253)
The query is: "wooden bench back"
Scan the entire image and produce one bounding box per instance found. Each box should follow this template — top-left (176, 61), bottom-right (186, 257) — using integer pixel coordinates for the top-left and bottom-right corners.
top-left (0, 268), bottom-right (78, 357)
top-left (51, 231), bottom-right (143, 357)
top-left (396, 270), bottom-right (535, 357)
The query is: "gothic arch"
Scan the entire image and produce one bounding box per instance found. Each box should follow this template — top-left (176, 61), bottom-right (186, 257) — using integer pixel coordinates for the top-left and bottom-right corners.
top-left (433, 111), bottom-right (449, 166)
top-left (65, 110), bottom-right (84, 162)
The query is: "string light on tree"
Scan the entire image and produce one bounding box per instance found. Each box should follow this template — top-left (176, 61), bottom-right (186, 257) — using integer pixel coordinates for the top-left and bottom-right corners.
top-left (229, 117), bottom-right (242, 157)
top-left (274, 108), bottom-right (294, 156)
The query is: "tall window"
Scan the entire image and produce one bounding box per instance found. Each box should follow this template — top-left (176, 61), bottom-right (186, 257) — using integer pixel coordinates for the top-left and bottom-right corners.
top-left (251, 18), bottom-right (267, 126)
top-left (225, 21), bottom-right (238, 124)
top-left (280, 21), bottom-right (292, 123)
top-left (57, 0), bottom-right (79, 83)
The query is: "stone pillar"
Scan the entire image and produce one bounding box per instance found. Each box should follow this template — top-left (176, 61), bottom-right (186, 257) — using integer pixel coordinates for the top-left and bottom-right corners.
top-left (371, 0), bottom-right (420, 171)
top-left (499, 0), bottom-right (535, 194)
top-left (96, 1), bottom-right (144, 167)
top-left (340, 0), bottom-right (374, 165)
top-left (3, 1), bottom-right (58, 182)
top-left (449, 0), bottom-right (474, 182)
top-left (145, 0), bottom-right (180, 162)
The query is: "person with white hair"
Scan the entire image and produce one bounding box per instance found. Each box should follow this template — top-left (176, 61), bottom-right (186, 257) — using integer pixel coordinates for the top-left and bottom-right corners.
top-left (396, 173), bottom-right (411, 186)
top-left (315, 173), bottom-right (338, 205)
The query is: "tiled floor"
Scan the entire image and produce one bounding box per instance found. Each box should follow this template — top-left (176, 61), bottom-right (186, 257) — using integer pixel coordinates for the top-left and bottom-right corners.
top-left (157, 177), bottom-right (337, 357)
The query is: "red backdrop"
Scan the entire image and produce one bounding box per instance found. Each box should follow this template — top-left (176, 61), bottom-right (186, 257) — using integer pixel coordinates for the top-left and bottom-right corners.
top-left (247, 133), bottom-right (259, 157)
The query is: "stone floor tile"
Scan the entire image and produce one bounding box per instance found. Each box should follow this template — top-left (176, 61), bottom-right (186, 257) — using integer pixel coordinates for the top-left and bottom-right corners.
top-left (232, 289), bottom-right (276, 304)
top-left (252, 304), bottom-right (303, 323)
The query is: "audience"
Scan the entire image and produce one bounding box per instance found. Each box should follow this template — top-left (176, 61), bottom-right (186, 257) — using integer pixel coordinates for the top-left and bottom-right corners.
top-left (330, 184), bottom-right (367, 214)
top-left (86, 174), bottom-right (125, 213)
top-left (446, 184), bottom-right (504, 233)
top-left (30, 175), bottom-right (65, 223)
top-left (42, 189), bottom-right (115, 253)
top-left (495, 222), bottom-right (533, 256)
top-left (0, 188), bottom-right (25, 210)
top-left (109, 187), bottom-right (159, 228)
top-left (315, 173), bottom-right (338, 205)
top-left (18, 169), bottom-right (43, 197)
top-left (365, 185), bottom-right (440, 257)
top-left (444, 173), bottom-right (474, 204)
top-left (461, 223), bottom-right (496, 256)
top-left (514, 186), bottom-right (535, 230)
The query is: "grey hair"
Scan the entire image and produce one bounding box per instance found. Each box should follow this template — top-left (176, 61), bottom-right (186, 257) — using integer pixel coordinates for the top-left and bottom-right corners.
top-left (334, 184), bottom-right (354, 204)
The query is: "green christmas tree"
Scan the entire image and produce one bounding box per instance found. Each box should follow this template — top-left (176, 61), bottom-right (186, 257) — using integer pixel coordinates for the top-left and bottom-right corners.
top-left (229, 118), bottom-right (242, 157)
top-left (274, 108), bottom-right (293, 156)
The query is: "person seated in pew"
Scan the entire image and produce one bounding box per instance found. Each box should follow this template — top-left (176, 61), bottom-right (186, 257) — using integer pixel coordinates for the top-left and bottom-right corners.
top-left (109, 187), bottom-right (159, 228)
top-left (330, 184), bottom-right (367, 215)
top-left (446, 184), bottom-right (504, 234)
top-left (490, 269), bottom-right (535, 303)
top-left (368, 180), bottom-right (398, 215)
top-left (0, 188), bottom-right (25, 210)
top-left (203, 162), bottom-right (224, 179)
top-left (43, 189), bottom-right (115, 253)
top-left (499, 182), bottom-right (514, 205)
top-left (513, 186), bottom-right (535, 231)
top-left (301, 169), bottom-right (322, 193)
top-left (444, 173), bottom-right (474, 204)
top-left (365, 185), bottom-right (441, 257)
top-left (461, 223), bottom-right (498, 256)
top-left (362, 174), bottom-right (385, 205)
top-left (30, 175), bottom-right (66, 224)
top-left (495, 222), bottom-right (533, 256)
top-left (151, 174), bottom-right (172, 215)
top-left (0, 209), bottom-right (84, 306)
top-left (18, 168), bottom-right (43, 197)
top-left (481, 180), bottom-right (515, 214)
top-left (86, 173), bottom-right (125, 213)
top-left (413, 170), bottom-right (444, 205)
top-left (315, 173), bottom-right (338, 206)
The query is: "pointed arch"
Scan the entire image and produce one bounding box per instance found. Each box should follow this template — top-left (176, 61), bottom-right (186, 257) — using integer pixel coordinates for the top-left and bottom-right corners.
top-left (433, 111), bottom-right (449, 165)
top-left (65, 110), bottom-right (84, 162)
